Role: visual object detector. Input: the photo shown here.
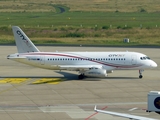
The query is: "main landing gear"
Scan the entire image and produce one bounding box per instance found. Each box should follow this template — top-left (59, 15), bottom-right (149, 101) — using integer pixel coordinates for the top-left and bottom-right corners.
top-left (78, 74), bottom-right (85, 79)
top-left (139, 70), bottom-right (144, 78)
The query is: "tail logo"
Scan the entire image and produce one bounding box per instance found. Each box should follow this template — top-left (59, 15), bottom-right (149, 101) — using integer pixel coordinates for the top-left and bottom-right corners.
top-left (16, 30), bottom-right (31, 47)
top-left (17, 30), bottom-right (26, 40)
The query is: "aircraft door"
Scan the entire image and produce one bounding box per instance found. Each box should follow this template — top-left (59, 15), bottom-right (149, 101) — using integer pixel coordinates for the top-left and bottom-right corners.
top-left (131, 55), bottom-right (137, 65)
top-left (40, 56), bottom-right (45, 65)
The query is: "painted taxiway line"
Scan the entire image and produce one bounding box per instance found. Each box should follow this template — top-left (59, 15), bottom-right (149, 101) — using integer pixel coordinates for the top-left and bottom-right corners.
top-left (32, 78), bottom-right (63, 84)
top-left (0, 78), bottom-right (29, 84)
top-left (0, 78), bottom-right (65, 84)
top-left (85, 106), bottom-right (108, 120)
top-left (0, 78), bottom-right (32, 95)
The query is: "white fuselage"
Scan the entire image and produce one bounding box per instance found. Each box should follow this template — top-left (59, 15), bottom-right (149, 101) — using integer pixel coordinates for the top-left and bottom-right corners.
top-left (8, 26), bottom-right (158, 78)
top-left (7, 51), bottom-right (157, 71)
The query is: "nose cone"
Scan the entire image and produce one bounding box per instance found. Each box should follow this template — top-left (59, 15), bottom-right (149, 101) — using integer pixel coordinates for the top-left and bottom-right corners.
top-left (151, 61), bottom-right (157, 68)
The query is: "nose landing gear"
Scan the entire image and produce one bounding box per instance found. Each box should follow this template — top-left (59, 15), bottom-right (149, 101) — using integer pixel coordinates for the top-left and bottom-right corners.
top-left (139, 70), bottom-right (144, 78)
top-left (78, 74), bottom-right (85, 79)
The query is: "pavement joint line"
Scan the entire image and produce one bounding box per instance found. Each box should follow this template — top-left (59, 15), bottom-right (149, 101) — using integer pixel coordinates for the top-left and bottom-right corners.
top-left (37, 102), bottom-right (147, 106)
top-left (0, 110), bottom-right (41, 112)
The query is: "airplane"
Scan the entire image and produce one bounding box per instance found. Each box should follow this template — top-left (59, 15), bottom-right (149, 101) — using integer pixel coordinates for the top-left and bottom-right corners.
top-left (7, 26), bottom-right (157, 79)
top-left (94, 106), bottom-right (158, 120)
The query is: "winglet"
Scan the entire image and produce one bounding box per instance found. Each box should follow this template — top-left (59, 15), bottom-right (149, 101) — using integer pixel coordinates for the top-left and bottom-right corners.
top-left (94, 105), bottom-right (97, 111)
top-left (12, 26), bottom-right (40, 53)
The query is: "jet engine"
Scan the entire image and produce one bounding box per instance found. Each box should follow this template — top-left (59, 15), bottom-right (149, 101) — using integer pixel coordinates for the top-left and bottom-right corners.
top-left (84, 68), bottom-right (107, 78)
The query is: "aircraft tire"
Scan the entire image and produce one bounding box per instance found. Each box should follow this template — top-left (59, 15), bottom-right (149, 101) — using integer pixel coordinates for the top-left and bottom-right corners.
top-left (139, 75), bottom-right (143, 78)
top-left (78, 74), bottom-right (84, 79)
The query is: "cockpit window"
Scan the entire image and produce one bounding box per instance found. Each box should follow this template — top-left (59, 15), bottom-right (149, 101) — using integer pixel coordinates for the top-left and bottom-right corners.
top-left (146, 57), bottom-right (150, 59)
top-left (140, 56), bottom-right (150, 60)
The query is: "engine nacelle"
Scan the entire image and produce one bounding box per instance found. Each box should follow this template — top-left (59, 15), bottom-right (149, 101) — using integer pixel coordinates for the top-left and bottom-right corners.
top-left (84, 68), bottom-right (107, 78)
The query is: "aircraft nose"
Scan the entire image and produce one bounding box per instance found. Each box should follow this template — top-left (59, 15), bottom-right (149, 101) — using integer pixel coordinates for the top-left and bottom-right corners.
top-left (151, 61), bottom-right (157, 68)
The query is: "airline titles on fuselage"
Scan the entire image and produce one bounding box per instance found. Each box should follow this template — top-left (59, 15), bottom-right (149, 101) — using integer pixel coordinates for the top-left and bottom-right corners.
top-left (108, 54), bottom-right (125, 57)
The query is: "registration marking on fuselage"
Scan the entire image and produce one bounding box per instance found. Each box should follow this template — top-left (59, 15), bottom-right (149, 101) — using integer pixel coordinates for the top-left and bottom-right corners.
top-left (0, 78), bottom-right (29, 84)
top-left (32, 78), bottom-right (64, 84)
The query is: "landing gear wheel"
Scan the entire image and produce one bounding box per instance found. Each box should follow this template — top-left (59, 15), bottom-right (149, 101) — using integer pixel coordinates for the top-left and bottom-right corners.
top-left (139, 75), bottom-right (143, 79)
top-left (78, 74), bottom-right (84, 79)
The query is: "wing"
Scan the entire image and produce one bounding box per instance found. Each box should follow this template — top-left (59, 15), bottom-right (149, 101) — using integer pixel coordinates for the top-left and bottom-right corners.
top-left (94, 106), bottom-right (157, 120)
top-left (53, 65), bottom-right (103, 71)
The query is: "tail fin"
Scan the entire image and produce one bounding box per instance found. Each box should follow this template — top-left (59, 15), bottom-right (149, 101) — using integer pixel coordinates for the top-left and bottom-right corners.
top-left (12, 26), bottom-right (40, 53)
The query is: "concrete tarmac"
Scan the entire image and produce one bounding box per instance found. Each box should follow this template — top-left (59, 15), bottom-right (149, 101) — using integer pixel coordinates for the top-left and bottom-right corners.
top-left (0, 46), bottom-right (159, 120)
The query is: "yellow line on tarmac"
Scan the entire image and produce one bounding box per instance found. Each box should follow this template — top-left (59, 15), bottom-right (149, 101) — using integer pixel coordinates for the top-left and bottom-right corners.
top-left (0, 78), bottom-right (31, 95)
top-left (32, 78), bottom-right (63, 84)
top-left (0, 78), bottom-right (29, 84)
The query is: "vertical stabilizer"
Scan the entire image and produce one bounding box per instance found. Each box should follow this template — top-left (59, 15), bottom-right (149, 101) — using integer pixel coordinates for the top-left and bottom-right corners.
top-left (12, 26), bottom-right (40, 53)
